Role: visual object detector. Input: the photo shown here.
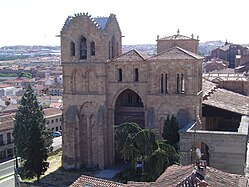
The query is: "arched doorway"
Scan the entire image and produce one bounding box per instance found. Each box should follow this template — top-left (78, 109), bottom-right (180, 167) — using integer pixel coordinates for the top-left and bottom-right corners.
top-left (114, 89), bottom-right (145, 127)
top-left (114, 89), bottom-right (145, 162)
top-left (190, 141), bottom-right (210, 166)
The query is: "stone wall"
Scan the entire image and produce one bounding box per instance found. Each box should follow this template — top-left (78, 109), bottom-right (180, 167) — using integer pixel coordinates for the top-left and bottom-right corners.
top-left (217, 80), bottom-right (249, 96)
top-left (179, 116), bottom-right (249, 175)
top-left (157, 39), bottom-right (198, 54)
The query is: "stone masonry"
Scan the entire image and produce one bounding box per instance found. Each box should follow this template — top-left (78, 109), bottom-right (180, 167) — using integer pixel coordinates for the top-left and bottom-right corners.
top-left (61, 13), bottom-right (203, 169)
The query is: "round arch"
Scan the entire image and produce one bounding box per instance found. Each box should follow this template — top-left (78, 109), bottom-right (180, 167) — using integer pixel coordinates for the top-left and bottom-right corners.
top-left (114, 88), bottom-right (145, 128)
top-left (112, 86), bottom-right (145, 109)
top-left (190, 141), bottom-right (210, 166)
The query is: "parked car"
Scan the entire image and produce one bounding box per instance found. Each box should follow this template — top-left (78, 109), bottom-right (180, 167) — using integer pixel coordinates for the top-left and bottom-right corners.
top-left (52, 131), bottom-right (61, 137)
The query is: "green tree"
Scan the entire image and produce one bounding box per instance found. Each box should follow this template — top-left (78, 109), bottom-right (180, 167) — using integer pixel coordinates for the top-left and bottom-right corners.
top-left (115, 122), bottom-right (179, 182)
top-left (13, 85), bottom-right (52, 181)
top-left (162, 115), bottom-right (180, 149)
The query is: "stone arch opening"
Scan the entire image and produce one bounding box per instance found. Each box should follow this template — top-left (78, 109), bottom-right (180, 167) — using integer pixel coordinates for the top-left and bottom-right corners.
top-left (191, 141), bottom-right (210, 166)
top-left (114, 89), bottom-right (145, 127)
top-left (114, 89), bottom-right (145, 163)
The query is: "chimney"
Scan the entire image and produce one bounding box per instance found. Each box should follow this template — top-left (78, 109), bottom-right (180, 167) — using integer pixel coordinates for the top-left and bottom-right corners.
top-left (195, 159), bottom-right (207, 180)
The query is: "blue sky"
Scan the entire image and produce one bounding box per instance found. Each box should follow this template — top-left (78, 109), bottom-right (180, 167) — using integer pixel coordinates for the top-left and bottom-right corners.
top-left (0, 0), bottom-right (249, 46)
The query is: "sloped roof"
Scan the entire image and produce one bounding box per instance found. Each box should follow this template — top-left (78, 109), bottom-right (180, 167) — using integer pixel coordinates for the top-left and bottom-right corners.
top-left (0, 113), bottom-right (15, 131)
top-left (43, 107), bottom-right (62, 117)
top-left (69, 164), bottom-right (247, 187)
top-left (70, 174), bottom-right (124, 187)
top-left (148, 46), bottom-right (203, 61)
top-left (112, 49), bottom-right (150, 62)
top-left (159, 34), bottom-right (194, 40)
top-left (203, 72), bottom-right (247, 81)
top-left (94, 17), bottom-right (109, 29)
top-left (202, 79), bottom-right (249, 115)
top-left (153, 165), bottom-right (247, 187)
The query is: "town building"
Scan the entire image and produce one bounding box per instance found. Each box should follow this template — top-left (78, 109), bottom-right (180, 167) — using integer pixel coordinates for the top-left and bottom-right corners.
top-left (0, 107), bottom-right (62, 162)
top-left (44, 107), bottom-right (63, 132)
top-left (202, 57), bottom-right (229, 73)
top-left (61, 13), bottom-right (202, 170)
top-left (0, 113), bottom-right (15, 161)
top-left (61, 12), bottom-right (249, 175)
top-left (211, 42), bottom-right (248, 68)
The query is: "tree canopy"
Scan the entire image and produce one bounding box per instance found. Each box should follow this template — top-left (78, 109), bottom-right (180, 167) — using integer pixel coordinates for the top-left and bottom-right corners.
top-left (115, 122), bottom-right (179, 182)
top-left (162, 115), bottom-right (180, 150)
top-left (13, 84), bottom-right (52, 180)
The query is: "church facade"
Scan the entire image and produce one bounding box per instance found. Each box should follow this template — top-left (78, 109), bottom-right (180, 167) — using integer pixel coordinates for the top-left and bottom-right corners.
top-left (61, 13), bottom-right (203, 169)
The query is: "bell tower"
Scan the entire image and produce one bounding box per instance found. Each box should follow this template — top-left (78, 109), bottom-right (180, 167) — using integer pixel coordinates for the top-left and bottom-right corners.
top-left (61, 12), bottom-right (122, 169)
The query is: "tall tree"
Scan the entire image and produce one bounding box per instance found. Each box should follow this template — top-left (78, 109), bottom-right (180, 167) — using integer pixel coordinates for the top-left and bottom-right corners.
top-left (13, 85), bottom-right (52, 181)
top-left (115, 122), bottom-right (179, 182)
top-left (162, 115), bottom-right (180, 149)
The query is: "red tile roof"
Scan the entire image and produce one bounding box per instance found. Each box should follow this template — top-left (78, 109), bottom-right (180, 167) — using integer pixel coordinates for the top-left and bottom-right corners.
top-left (70, 175), bottom-right (124, 187)
top-left (43, 107), bottom-right (62, 117)
top-left (112, 49), bottom-right (150, 62)
top-left (202, 79), bottom-right (249, 115)
top-left (70, 164), bottom-right (247, 187)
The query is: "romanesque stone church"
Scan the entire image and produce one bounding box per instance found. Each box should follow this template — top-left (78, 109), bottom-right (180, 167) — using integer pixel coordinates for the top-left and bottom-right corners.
top-left (61, 13), bottom-right (203, 169)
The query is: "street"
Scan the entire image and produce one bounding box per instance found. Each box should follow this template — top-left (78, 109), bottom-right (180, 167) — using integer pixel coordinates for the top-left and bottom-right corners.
top-left (0, 136), bottom-right (62, 187)
top-left (52, 136), bottom-right (62, 152)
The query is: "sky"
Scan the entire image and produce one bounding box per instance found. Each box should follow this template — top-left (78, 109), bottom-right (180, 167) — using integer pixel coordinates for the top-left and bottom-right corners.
top-left (0, 0), bottom-right (249, 47)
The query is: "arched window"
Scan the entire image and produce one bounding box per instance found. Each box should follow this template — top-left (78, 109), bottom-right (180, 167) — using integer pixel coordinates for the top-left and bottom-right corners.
top-left (80, 36), bottom-right (87, 59)
top-left (181, 74), bottom-right (185, 93)
top-left (165, 74), bottom-right (168, 93)
top-left (108, 41), bottom-right (111, 59)
top-left (134, 68), bottom-right (139, 82)
top-left (160, 74), bottom-right (168, 93)
top-left (70, 41), bottom-right (75, 56)
top-left (118, 68), bottom-right (122, 82)
top-left (177, 74), bottom-right (180, 94)
top-left (90, 41), bottom-right (95, 56)
top-left (116, 42), bottom-right (119, 57)
top-left (160, 74), bottom-right (164, 93)
top-left (111, 35), bottom-right (115, 59)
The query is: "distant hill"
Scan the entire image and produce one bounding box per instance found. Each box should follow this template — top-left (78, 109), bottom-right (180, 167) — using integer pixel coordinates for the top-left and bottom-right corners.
top-left (199, 40), bottom-right (224, 56)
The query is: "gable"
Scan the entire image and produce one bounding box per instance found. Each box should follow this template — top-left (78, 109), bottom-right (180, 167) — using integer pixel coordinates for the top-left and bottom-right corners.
top-left (112, 49), bottom-right (149, 62)
top-left (149, 46), bottom-right (203, 61)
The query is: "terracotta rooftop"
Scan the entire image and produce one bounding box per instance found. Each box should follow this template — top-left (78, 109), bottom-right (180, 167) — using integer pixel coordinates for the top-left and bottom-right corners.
top-left (43, 107), bottom-right (62, 117)
top-left (70, 164), bottom-right (247, 187)
top-left (69, 174), bottom-right (124, 187)
top-left (0, 84), bottom-right (13, 88)
top-left (148, 46), bottom-right (203, 61)
top-left (203, 72), bottom-right (247, 81)
top-left (0, 113), bottom-right (15, 131)
top-left (112, 49), bottom-right (150, 62)
top-left (153, 164), bottom-right (248, 187)
top-left (202, 79), bottom-right (249, 115)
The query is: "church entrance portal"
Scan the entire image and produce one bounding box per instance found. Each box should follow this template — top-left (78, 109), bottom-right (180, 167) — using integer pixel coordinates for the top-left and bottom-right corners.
top-left (114, 89), bottom-right (145, 127)
top-left (114, 89), bottom-right (145, 162)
